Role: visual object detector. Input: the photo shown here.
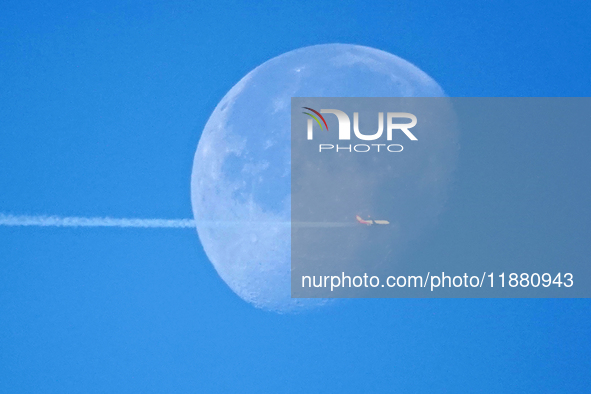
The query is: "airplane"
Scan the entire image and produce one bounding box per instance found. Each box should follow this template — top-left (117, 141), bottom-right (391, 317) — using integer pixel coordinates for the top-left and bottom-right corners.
top-left (356, 215), bottom-right (390, 226)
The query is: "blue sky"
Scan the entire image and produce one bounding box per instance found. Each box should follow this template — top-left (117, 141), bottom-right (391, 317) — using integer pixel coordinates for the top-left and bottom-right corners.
top-left (1, 0), bottom-right (590, 392)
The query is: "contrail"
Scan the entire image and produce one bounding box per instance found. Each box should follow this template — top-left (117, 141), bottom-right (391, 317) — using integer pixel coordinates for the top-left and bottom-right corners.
top-left (0, 214), bottom-right (196, 228)
top-left (0, 214), bottom-right (355, 229)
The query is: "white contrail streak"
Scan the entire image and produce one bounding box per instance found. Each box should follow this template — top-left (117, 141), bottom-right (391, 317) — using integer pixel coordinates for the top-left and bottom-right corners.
top-left (0, 214), bottom-right (196, 228)
top-left (0, 214), bottom-right (355, 229)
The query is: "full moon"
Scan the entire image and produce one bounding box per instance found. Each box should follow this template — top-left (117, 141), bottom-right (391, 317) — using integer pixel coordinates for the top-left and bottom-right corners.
top-left (191, 44), bottom-right (449, 312)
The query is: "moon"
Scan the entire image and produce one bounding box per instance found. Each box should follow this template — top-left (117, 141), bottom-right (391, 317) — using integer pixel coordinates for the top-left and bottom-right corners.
top-left (191, 44), bottom-right (450, 312)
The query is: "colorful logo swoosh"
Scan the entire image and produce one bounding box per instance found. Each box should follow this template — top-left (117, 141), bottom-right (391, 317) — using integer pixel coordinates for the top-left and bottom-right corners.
top-left (302, 107), bottom-right (329, 130)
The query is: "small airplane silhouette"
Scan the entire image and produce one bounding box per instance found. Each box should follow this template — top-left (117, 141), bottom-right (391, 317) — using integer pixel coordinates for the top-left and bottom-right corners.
top-left (356, 215), bottom-right (390, 226)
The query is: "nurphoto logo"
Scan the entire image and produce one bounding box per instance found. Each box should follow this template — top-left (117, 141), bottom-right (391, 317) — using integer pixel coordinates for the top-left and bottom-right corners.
top-left (302, 107), bottom-right (418, 153)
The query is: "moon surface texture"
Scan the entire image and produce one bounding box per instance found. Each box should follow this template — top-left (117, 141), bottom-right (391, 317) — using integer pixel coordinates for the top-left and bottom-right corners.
top-left (191, 44), bottom-right (448, 312)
